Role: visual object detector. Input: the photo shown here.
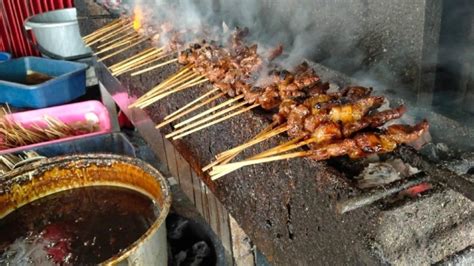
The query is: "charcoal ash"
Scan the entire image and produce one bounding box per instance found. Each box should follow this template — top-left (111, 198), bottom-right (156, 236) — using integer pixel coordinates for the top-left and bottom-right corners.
top-left (355, 158), bottom-right (420, 189)
top-left (443, 152), bottom-right (474, 175)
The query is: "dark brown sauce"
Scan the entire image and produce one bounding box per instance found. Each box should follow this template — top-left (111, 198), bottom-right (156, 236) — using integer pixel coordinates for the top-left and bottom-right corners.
top-left (24, 72), bottom-right (54, 85)
top-left (0, 186), bottom-right (159, 265)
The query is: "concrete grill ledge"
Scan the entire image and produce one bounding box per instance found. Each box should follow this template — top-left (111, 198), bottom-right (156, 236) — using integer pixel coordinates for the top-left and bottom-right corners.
top-left (77, 1), bottom-right (473, 264)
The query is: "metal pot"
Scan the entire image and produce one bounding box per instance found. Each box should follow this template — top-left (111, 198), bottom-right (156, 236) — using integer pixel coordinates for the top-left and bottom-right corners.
top-left (24, 8), bottom-right (92, 60)
top-left (0, 154), bottom-right (171, 265)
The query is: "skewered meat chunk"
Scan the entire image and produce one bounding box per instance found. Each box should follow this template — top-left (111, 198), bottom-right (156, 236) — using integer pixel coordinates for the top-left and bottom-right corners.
top-left (342, 105), bottom-right (406, 137)
top-left (308, 120), bottom-right (429, 160)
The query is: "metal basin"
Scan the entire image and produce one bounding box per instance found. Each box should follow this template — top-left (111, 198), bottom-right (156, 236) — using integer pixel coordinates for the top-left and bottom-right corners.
top-left (24, 8), bottom-right (92, 59)
top-left (0, 154), bottom-right (171, 265)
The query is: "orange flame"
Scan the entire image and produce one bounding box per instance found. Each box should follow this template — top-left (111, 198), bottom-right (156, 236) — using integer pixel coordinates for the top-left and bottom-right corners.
top-left (133, 7), bottom-right (142, 31)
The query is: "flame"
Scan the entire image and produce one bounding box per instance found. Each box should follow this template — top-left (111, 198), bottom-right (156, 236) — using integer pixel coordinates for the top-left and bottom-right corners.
top-left (133, 7), bottom-right (143, 31)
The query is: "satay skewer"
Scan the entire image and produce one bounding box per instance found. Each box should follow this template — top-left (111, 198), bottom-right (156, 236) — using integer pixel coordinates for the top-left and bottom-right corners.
top-left (111, 48), bottom-right (164, 75)
top-left (168, 102), bottom-right (259, 139)
top-left (114, 54), bottom-right (170, 76)
top-left (82, 19), bottom-right (125, 41)
top-left (130, 65), bottom-right (193, 108)
top-left (202, 122), bottom-right (284, 171)
top-left (139, 72), bottom-right (200, 101)
top-left (173, 95), bottom-right (245, 128)
top-left (137, 77), bottom-right (208, 108)
top-left (156, 92), bottom-right (225, 129)
top-left (94, 34), bottom-right (141, 55)
top-left (172, 104), bottom-right (260, 140)
top-left (96, 31), bottom-right (138, 49)
top-left (131, 58), bottom-right (178, 76)
top-left (164, 88), bottom-right (220, 120)
top-left (86, 22), bottom-right (133, 46)
top-left (98, 37), bottom-right (148, 62)
top-left (166, 100), bottom-right (249, 138)
top-left (109, 47), bottom-right (158, 70)
top-left (210, 151), bottom-right (310, 180)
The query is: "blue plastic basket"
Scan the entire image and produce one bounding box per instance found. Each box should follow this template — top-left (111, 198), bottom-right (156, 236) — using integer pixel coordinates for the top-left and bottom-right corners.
top-left (0, 57), bottom-right (87, 108)
top-left (0, 52), bottom-right (11, 62)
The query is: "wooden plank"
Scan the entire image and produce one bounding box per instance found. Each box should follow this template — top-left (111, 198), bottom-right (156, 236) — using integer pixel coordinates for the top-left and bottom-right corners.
top-left (175, 151), bottom-right (195, 204)
top-left (192, 171), bottom-right (204, 215)
top-left (216, 199), bottom-right (234, 265)
top-left (206, 187), bottom-right (219, 235)
top-left (201, 182), bottom-right (211, 225)
top-left (230, 215), bottom-right (255, 266)
top-left (163, 138), bottom-right (179, 183)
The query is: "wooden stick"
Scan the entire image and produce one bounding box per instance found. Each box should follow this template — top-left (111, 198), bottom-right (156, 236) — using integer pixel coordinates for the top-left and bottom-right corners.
top-left (251, 136), bottom-right (311, 159)
top-left (131, 58), bottom-right (178, 76)
top-left (144, 65), bottom-right (193, 96)
top-left (166, 100), bottom-right (248, 138)
top-left (83, 21), bottom-right (124, 43)
top-left (202, 122), bottom-right (280, 172)
top-left (174, 95), bottom-right (245, 129)
top-left (130, 66), bottom-right (193, 108)
top-left (156, 92), bottom-right (225, 129)
top-left (113, 52), bottom-right (167, 76)
top-left (172, 103), bottom-right (259, 140)
top-left (135, 72), bottom-right (199, 106)
top-left (98, 37), bottom-right (148, 62)
top-left (164, 87), bottom-right (220, 120)
top-left (210, 151), bottom-right (311, 180)
top-left (109, 47), bottom-right (158, 70)
top-left (96, 31), bottom-right (137, 49)
top-left (111, 49), bottom-right (163, 74)
top-left (138, 77), bottom-right (208, 108)
top-left (216, 123), bottom-right (288, 159)
top-left (94, 35), bottom-right (140, 55)
top-left (83, 19), bottom-right (124, 41)
top-left (111, 48), bottom-right (162, 71)
top-left (86, 22), bottom-right (132, 46)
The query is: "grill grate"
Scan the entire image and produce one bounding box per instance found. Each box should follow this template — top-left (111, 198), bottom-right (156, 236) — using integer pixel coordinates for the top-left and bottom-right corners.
top-left (0, 0), bottom-right (74, 57)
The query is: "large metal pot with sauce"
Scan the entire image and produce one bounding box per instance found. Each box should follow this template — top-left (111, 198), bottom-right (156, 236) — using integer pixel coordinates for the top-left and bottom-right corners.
top-left (0, 154), bottom-right (171, 265)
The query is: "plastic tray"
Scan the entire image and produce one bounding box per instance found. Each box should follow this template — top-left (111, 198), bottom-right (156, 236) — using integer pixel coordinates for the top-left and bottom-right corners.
top-left (0, 56), bottom-right (87, 108)
top-left (0, 100), bottom-right (112, 154)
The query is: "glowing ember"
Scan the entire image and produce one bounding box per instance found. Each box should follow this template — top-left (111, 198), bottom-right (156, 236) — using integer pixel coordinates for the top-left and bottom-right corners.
top-left (133, 7), bottom-right (142, 31)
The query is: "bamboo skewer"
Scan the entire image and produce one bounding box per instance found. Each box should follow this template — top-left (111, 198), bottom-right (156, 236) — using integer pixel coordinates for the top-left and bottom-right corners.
top-left (131, 58), bottom-right (178, 76)
top-left (98, 37), bottom-right (148, 62)
top-left (86, 22), bottom-right (133, 46)
top-left (216, 123), bottom-right (288, 159)
top-left (109, 47), bottom-right (158, 70)
top-left (166, 100), bottom-right (249, 138)
top-left (156, 92), bottom-right (225, 129)
top-left (164, 88), bottom-right (220, 120)
top-left (166, 102), bottom-right (258, 139)
top-left (135, 72), bottom-right (200, 107)
top-left (113, 54), bottom-right (168, 76)
top-left (210, 137), bottom-right (317, 179)
top-left (130, 66), bottom-right (193, 108)
top-left (210, 151), bottom-right (311, 180)
top-left (110, 49), bottom-right (165, 75)
top-left (111, 48), bottom-right (163, 71)
top-left (171, 103), bottom-right (260, 140)
top-left (82, 19), bottom-right (125, 41)
top-left (137, 77), bottom-right (209, 108)
top-left (94, 35), bottom-right (140, 55)
top-left (174, 95), bottom-right (245, 128)
top-left (202, 122), bottom-right (280, 172)
top-left (96, 31), bottom-right (137, 49)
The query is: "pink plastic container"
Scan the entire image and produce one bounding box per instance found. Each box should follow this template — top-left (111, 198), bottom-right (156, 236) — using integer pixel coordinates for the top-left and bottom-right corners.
top-left (0, 100), bottom-right (112, 154)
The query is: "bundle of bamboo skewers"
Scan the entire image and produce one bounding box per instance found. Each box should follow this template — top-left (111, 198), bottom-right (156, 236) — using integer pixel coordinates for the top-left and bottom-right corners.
top-left (83, 17), bottom-right (178, 77)
top-left (0, 107), bottom-right (99, 150)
